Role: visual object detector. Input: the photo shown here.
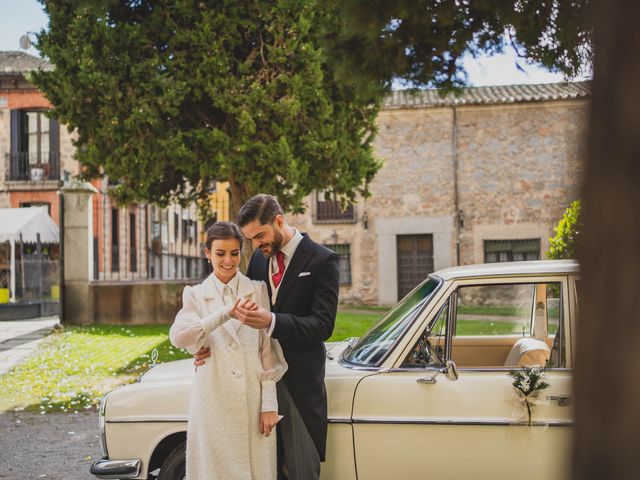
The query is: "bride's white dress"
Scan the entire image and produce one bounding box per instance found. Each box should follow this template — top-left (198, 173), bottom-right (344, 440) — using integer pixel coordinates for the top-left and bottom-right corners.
top-left (170, 272), bottom-right (287, 480)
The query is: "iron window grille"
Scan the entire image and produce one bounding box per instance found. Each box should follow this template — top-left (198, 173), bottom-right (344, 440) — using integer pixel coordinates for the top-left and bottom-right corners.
top-left (314, 191), bottom-right (356, 224)
top-left (484, 239), bottom-right (541, 263)
top-left (324, 244), bottom-right (352, 286)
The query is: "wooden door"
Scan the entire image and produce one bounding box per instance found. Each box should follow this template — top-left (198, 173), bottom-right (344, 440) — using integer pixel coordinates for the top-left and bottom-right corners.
top-left (397, 234), bottom-right (434, 300)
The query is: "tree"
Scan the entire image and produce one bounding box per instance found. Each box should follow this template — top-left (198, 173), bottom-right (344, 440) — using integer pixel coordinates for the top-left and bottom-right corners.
top-left (572, 2), bottom-right (640, 479)
top-left (33, 0), bottom-right (383, 214)
top-left (548, 200), bottom-right (582, 260)
top-left (322, 0), bottom-right (592, 89)
top-left (323, 2), bottom-right (640, 479)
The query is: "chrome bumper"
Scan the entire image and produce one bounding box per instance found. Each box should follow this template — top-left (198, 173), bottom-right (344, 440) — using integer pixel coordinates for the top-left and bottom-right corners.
top-left (90, 457), bottom-right (141, 479)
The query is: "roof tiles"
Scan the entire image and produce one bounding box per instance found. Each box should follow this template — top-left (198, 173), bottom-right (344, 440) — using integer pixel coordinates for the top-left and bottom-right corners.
top-left (384, 81), bottom-right (591, 108)
top-left (0, 51), bottom-right (53, 75)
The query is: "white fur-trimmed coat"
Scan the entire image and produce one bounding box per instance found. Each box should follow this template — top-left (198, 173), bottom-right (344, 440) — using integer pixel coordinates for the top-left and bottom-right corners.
top-left (169, 272), bottom-right (287, 480)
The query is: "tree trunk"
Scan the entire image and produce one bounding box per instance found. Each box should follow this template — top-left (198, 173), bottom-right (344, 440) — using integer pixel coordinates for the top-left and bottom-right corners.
top-left (228, 179), bottom-right (255, 273)
top-left (574, 1), bottom-right (640, 478)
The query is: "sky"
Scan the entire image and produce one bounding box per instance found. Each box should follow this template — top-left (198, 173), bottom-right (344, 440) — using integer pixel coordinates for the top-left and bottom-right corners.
top-left (0, 0), bottom-right (586, 88)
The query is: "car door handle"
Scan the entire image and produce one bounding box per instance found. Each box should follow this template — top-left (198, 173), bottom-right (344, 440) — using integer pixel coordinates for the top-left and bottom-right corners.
top-left (416, 375), bottom-right (437, 384)
top-left (547, 395), bottom-right (571, 406)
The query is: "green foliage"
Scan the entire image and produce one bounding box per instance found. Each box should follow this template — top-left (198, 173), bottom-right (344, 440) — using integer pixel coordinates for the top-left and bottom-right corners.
top-left (322, 0), bottom-right (592, 90)
top-left (33, 0), bottom-right (383, 213)
top-left (548, 199), bottom-right (582, 259)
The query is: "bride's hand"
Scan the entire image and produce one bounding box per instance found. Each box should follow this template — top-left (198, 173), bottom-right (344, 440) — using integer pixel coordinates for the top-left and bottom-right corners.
top-left (229, 298), bottom-right (242, 319)
top-left (229, 298), bottom-right (258, 321)
top-left (260, 411), bottom-right (280, 436)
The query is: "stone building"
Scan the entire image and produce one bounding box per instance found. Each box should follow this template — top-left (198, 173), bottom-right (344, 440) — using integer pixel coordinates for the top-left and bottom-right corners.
top-left (288, 82), bottom-right (590, 305)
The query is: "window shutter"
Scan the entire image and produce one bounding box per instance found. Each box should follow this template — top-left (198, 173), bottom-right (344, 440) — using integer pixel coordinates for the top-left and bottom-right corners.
top-left (10, 109), bottom-right (20, 155)
top-left (49, 117), bottom-right (60, 179)
top-left (10, 110), bottom-right (21, 179)
top-left (49, 117), bottom-right (59, 153)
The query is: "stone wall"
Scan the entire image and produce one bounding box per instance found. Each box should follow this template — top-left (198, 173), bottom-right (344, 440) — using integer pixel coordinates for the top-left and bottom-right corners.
top-left (289, 98), bottom-right (588, 305)
top-left (456, 101), bottom-right (587, 264)
top-left (88, 281), bottom-right (195, 325)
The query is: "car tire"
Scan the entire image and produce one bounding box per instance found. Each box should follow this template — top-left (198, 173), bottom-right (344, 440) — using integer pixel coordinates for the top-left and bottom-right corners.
top-left (157, 441), bottom-right (186, 480)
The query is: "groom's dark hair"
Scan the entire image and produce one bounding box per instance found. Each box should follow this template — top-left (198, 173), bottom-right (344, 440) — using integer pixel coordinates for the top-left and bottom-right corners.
top-left (237, 194), bottom-right (284, 227)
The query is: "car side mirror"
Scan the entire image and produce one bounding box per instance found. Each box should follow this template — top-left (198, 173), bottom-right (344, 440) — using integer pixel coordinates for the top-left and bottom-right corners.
top-left (443, 360), bottom-right (458, 381)
top-left (416, 360), bottom-right (458, 385)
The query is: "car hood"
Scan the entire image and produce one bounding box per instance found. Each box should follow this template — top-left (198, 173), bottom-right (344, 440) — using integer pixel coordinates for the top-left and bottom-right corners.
top-left (139, 358), bottom-right (195, 382)
top-left (140, 341), bottom-right (354, 382)
top-left (106, 341), bottom-right (375, 421)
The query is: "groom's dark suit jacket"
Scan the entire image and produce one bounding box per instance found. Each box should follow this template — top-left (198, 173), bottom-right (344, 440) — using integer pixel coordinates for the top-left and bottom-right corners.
top-left (246, 233), bottom-right (339, 461)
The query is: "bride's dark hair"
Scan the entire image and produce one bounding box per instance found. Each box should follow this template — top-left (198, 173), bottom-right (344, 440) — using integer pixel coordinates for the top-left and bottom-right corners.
top-left (204, 221), bottom-right (243, 250)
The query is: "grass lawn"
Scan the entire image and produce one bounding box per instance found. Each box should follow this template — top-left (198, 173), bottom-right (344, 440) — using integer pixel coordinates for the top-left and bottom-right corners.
top-left (0, 309), bottom-right (385, 413)
top-left (0, 325), bottom-right (191, 414)
top-left (456, 320), bottom-right (521, 335)
top-left (330, 311), bottom-right (384, 342)
top-left (457, 305), bottom-right (523, 316)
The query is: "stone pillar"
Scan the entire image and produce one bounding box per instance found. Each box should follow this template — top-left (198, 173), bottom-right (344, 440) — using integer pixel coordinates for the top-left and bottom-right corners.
top-left (62, 180), bottom-right (98, 325)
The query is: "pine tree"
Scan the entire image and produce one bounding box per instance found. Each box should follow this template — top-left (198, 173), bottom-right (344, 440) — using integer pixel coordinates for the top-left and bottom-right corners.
top-left (34, 0), bottom-right (383, 214)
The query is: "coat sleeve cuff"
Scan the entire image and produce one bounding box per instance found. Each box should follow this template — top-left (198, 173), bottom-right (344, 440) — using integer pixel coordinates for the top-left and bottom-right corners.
top-left (261, 380), bottom-right (277, 412)
top-left (201, 307), bottom-right (232, 334)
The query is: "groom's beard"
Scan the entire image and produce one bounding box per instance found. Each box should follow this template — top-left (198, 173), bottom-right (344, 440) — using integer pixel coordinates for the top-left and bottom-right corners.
top-left (259, 227), bottom-right (284, 257)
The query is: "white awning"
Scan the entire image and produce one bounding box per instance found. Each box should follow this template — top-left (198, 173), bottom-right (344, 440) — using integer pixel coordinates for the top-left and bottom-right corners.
top-left (0, 207), bottom-right (59, 244)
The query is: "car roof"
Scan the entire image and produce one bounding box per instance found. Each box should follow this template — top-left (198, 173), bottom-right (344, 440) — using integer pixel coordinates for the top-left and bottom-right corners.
top-left (432, 259), bottom-right (579, 281)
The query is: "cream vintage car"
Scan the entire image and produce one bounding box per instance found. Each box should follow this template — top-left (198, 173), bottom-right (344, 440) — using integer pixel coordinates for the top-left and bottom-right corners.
top-left (91, 260), bottom-right (578, 480)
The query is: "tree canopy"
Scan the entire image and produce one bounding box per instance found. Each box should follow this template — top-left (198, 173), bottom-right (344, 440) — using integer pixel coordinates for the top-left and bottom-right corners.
top-left (322, 0), bottom-right (592, 89)
top-left (34, 0), bottom-right (383, 213)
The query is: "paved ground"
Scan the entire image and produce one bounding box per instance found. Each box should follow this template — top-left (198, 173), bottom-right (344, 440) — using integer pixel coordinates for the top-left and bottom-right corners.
top-left (0, 317), bottom-right (60, 375)
top-left (0, 410), bottom-right (102, 480)
top-left (0, 318), bottom-right (103, 479)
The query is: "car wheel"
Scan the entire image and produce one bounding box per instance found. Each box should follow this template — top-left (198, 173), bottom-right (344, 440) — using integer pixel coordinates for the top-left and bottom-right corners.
top-left (157, 441), bottom-right (186, 480)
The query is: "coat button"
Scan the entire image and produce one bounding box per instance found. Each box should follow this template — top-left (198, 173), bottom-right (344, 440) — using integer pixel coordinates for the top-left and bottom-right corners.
top-left (235, 370), bottom-right (243, 378)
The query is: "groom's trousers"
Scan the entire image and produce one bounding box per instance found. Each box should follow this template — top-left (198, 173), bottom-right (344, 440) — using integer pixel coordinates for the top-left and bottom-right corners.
top-left (276, 381), bottom-right (321, 480)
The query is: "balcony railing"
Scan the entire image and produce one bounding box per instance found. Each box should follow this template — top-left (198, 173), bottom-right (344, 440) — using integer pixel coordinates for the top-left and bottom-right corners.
top-left (5, 151), bottom-right (61, 182)
top-left (315, 200), bottom-right (357, 223)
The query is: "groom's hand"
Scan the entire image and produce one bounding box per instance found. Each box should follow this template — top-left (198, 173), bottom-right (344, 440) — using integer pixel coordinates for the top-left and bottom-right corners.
top-left (193, 346), bottom-right (211, 367)
top-left (234, 303), bottom-right (272, 329)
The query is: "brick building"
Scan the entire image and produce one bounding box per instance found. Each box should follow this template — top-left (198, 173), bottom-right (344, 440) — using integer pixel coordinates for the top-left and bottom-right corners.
top-left (288, 82), bottom-right (590, 305)
top-left (0, 51), bottom-right (206, 285)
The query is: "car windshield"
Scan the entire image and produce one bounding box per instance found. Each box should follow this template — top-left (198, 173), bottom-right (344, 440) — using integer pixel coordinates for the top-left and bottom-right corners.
top-left (342, 277), bottom-right (441, 367)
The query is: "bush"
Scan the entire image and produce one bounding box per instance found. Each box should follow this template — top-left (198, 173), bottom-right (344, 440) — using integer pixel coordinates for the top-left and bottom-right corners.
top-left (548, 200), bottom-right (582, 260)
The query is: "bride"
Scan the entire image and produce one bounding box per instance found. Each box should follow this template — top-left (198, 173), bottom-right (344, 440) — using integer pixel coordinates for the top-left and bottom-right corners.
top-left (169, 221), bottom-right (287, 480)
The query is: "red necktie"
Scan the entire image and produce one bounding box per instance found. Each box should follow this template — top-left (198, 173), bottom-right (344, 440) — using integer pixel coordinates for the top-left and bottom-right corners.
top-left (272, 251), bottom-right (285, 287)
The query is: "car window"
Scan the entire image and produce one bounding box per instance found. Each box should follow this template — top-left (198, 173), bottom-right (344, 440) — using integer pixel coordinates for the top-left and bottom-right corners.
top-left (402, 281), bottom-right (565, 369)
top-left (401, 299), bottom-right (448, 368)
top-left (456, 284), bottom-right (535, 336)
top-left (343, 277), bottom-right (441, 367)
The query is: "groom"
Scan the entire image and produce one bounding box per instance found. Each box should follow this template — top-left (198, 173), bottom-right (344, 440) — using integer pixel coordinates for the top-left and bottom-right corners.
top-left (236, 194), bottom-right (339, 480)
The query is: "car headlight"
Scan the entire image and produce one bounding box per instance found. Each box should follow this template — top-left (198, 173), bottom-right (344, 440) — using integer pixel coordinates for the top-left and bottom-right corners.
top-left (98, 394), bottom-right (108, 457)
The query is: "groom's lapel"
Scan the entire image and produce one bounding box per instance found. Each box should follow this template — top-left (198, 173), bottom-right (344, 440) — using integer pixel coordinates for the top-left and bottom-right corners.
top-left (274, 236), bottom-right (315, 311)
top-left (262, 255), bottom-right (272, 301)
